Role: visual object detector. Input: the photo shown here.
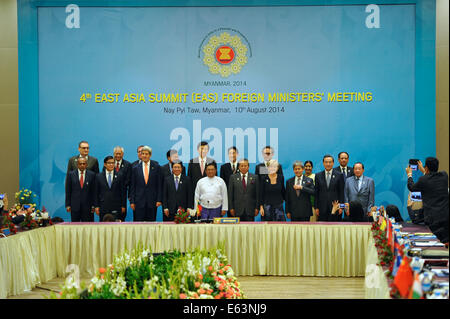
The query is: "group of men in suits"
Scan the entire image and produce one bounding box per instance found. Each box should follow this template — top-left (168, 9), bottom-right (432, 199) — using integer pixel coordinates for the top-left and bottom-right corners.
top-left (314, 152), bottom-right (375, 222)
top-left (65, 140), bottom-right (375, 223)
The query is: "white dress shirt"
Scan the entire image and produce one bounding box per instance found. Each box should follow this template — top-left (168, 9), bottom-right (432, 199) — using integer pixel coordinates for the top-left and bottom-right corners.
top-left (240, 172), bottom-right (247, 184)
top-left (195, 176), bottom-right (228, 211)
top-left (106, 170), bottom-right (114, 186)
top-left (78, 169), bottom-right (85, 181)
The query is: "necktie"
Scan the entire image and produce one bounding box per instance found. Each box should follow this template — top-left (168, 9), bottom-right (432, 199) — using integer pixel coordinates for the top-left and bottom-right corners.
top-left (326, 172), bottom-right (331, 188)
top-left (342, 167), bottom-right (346, 177)
top-left (80, 171), bottom-right (84, 189)
top-left (296, 177), bottom-right (301, 196)
top-left (232, 163), bottom-right (236, 173)
top-left (175, 176), bottom-right (179, 190)
top-left (242, 174), bottom-right (246, 190)
top-left (108, 173), bottom-right (112, 188)
top-left (116, 162), bottom-right (120, 172)
top-left (357, 177), bottom-right (361, 191)
top-left (200, 160), bottom-right (205, 175)
top-left (144, 162), bottom-right (149, 184)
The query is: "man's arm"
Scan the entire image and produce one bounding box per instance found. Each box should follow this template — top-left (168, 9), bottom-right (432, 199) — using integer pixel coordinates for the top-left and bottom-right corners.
top-left (221, 180), bottom-right (228, 211)
top-left (162, 178), bottom-right (168, 210)
top-left (407, 176), bottom-right (425, 192)
top-left (194, 181), bottom-right (200, 213)
top-left (344, 179), bottom-right (349, 204)
top-left (368, 178), bottom-right (375, 212)
top-left (65, 173), bottom-right (72, 209)
top-left (227, 177), bottom-right (234, 211)
top-left (285, 179), bottom-right (291, 215)
top-left (302, 178), bottom-right (315, 196)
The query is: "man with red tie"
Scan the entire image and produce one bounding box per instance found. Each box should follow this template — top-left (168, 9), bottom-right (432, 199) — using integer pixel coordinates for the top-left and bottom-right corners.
top-left (65, 157), bottom-right (96, 222)
top-left (129, 146), bottom-right (162, 221)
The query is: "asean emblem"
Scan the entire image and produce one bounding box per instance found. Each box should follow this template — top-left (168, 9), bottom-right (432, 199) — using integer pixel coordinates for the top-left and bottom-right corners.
top-left (202, 32), bottom-right (248, 78)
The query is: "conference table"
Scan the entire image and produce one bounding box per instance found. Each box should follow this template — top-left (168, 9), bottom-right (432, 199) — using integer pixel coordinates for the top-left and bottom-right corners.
top-left (364, 223), bottom-right (449, 299)
top-left (1, 221), bottom-right (373, 298)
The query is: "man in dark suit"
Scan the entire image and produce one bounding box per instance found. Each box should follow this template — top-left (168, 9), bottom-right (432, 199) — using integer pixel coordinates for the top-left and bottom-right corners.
top-left (161, 149), bottom-right (186, 182)
top-left (67, 141), bottom-right (99, 174)
top-left (344, 162), bottom-right (374, 222)
top-left (255, 146), bottom-right (283, 178)
top-left (112, 146), bottom-right (132, 217)
top-left (228, 158), bottom-right (259, 221)
top-left (65, 157), bottom-right (96, 222)
top-left (131, 145), bottom-right (144, 167)
top-left (95, 156), bottom-right (127, 222)
top-left (162, 161), bottom-right (193, 221)
top-left (188, 141), bottom-right (216, 195)
top-left (333, 151), bottom-right (354, 182)
top-left (129, 146), bottom-right (162, 221)
top-left (314, 154), bottom-right (345, 222)
top-left (407, 157), bottom-right (449, 244)
top-left (220, 146), bottom-right (240, 187)
top-left (286, 161), bottom-right (315, 221)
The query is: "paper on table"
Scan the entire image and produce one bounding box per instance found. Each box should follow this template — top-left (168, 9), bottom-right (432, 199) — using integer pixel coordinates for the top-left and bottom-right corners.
top-left (413, 241), bottom-right (445, 247)
top-left (431, 269), bottom-right (449, 277)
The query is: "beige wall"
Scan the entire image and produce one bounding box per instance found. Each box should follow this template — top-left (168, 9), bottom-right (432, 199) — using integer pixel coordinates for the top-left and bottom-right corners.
top-left (0, 2), bottom-right (448, 206)
top-left (0, 0), bottom-right (19, 206)
top-left (436, 0), bottom-right (449, 173)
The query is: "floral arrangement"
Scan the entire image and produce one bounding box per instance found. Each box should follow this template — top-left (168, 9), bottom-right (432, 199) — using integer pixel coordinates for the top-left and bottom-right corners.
top-left (15, 188), bottom-right (37, 207)
top-left (52, 242), bottom-right (245, 299)
top-left (371, 220), bottom-right (394, 268)
top-left (1, 189), bottom-right (52, 235)
top-left (174, 207), bottom-right (191, 224)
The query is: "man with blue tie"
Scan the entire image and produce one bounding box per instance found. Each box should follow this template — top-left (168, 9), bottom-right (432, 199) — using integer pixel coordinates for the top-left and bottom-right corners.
top-left (129, 146), bottom-right (162, 221)
top-left (344, 162), bottom-right (374, 221)
top-left (95, 156), bottom-right (127, 222)
top-left (162, 161), bottom-right (193, 221)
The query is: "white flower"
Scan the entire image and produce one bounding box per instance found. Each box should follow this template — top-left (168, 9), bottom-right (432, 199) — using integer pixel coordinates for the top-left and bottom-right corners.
top-left (41, 212), bottom-right (49, 219)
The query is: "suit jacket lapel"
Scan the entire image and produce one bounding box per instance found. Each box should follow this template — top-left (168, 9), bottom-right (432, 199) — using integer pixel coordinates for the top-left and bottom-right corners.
top-left (352, 177), bottom-right (359, 194)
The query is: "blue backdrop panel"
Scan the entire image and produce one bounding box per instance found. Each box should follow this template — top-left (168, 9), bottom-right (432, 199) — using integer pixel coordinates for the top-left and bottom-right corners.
top-left (17, 1), bottom-right (436, 222)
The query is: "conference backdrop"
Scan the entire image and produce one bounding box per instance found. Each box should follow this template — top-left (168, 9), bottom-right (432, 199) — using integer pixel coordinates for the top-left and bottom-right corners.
top-left (18, 0), bottom-right (436, 221)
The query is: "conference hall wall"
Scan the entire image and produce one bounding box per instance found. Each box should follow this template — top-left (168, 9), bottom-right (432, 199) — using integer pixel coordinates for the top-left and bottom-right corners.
top-left (17, 0), bottom-right (436, 222)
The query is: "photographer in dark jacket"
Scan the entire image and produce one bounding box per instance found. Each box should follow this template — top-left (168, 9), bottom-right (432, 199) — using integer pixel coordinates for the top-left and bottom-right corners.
top-left (406, 157), bottom-right (449, 244)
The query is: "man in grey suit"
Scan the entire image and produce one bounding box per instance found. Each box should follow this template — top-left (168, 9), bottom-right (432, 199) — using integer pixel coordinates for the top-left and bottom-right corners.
top-left (67, 140), bottom-right (99, 174)
top-left (344, 162), bottom-right (374, 221)
top-left (228, 158), bottom-right (260, 221)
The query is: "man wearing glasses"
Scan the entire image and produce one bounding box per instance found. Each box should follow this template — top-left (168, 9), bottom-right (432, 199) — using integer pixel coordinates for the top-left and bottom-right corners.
top-left (67, 140), bottom-right (99, 174)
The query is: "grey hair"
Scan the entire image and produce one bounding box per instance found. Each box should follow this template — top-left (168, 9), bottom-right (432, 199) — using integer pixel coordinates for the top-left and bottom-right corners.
top-left (113, 146), bottom-right (124, 153)
top-left (141, 146), bottom-right (152, 154)
top-left (292, 161), bottom-right (304, 169)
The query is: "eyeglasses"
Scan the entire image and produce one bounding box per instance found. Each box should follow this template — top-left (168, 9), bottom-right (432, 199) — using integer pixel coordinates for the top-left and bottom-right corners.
top-left (80, 147), bottom-right (89, 149)
top-left (106, 162), bottom-right (115, 165)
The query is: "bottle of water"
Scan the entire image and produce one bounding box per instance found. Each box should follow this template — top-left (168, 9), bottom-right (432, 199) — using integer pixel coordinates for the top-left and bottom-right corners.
top-left (420, 272), bottom-right (432, 294)
top-left (410, 257), bottom-right (422, 273)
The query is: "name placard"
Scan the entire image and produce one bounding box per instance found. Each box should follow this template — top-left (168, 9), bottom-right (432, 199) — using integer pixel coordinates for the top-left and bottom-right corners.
top-left (213, 217), bottom-right (240, 224)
